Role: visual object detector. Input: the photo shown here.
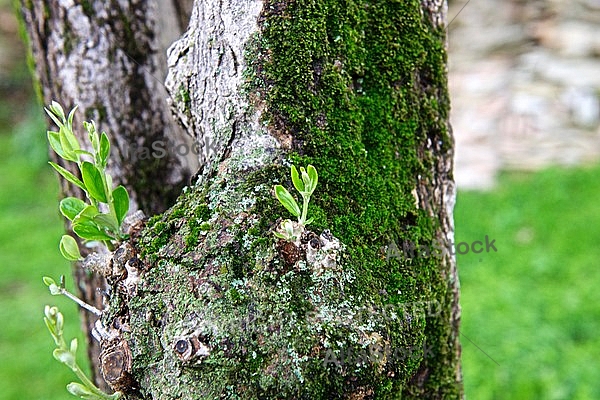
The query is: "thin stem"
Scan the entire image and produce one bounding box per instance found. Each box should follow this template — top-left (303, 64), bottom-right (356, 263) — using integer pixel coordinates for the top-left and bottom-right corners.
top-left (300, 194), bottom-right (310, 226)
top-left (73, 364), bottom-right (119, 399)
top-left (47, 307), bottom-right (120, 399)
top-left (102, 169), bottom-right (117, 222)
top-left (72, 365), bottom-right (100, 392)
top-left (57, 287), bottom-right (102, 316)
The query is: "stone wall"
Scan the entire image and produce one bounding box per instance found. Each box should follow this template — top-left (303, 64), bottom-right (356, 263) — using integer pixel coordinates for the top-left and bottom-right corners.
top-left (449, 0), bottom-right (600, 189)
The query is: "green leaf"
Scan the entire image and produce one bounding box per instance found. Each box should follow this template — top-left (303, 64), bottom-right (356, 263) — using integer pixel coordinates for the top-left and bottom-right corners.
top-left (70, 338), bottom-right (78, 354)
top-left (50, 100), bottom-right (66, 120)
top-left (112, 185), bottom-right (129, 225)
top-left (84, 121), bottom-right (99, 152)
top-left (53, 348), bottom-right (76, 370)
top-left (48, 162), bottom-right (85, 191)
top-left (44, 305), bottom-right (63, 345)
top-left (273, 232), bottom-right (288, 239)
top-left (58, 126), bottom-right (80, 162)
top-left (72, 205), bottom-right (114, 240)
top-left (43, 317), bottom-right (57, 342)
top-left (73, 204), bottom-right (100, 223)
top-left (74, 149), bottom-right (94, 158)
top-left (55, 310), bottom-right (64, 332)
top-left (99, 132), bottom-right (110, 167)
top-left (307, 164), bottom-right (318, 193)
top-left (67, 105), bottom-right (78, 129)
top-left (93, 213), bottom-right (119, 234)
top-left (45, 102), bottom-right (65, 128)
top-left (66, 382), bottom-right (96, 398)
top-left (44, 306), bottom-right (62, 339)
top-left (59, 235), bottom-right (82, 261)
top-left (300, 167), bottom-right (312, 194)
top-left (44, 305), bottom-right (58, 322)
top-left (105, 174), bottom-right (113, 193)
top-left (274, 185), bottom-right (301, 217)
top-left (73, 221), bottom-right (114, 241)
top-left (42, 276), bottom-right (56, 287)
top-left (47, 131), bottom-right (67, 159)
top-left (67, 383), bottom-right (121, 400)
top-left (291, 165), bottom-right (304, 193)
top-left (81, 162), bottom-right (107, 203)
top-left (43, 276), bottom-right (62, 295)
top-left (59, 197), bottom-right (87, 221)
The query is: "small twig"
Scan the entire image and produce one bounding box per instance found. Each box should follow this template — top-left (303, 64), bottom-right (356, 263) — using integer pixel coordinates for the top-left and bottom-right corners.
top-left (55, 286), bottom-right (103, 317)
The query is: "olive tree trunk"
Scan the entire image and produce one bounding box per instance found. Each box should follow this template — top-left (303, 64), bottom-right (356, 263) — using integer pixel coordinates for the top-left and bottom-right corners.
top-left (21, 0), bottom-right (462, 398)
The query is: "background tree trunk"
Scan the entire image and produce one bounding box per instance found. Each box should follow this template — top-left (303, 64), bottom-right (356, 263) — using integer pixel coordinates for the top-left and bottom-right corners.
top-left (21, 0), bottom-right (462, 398)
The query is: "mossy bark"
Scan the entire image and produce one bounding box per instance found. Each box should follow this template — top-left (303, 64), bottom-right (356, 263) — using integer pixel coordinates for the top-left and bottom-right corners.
top-left (23, 0), bottom-right (461, 398)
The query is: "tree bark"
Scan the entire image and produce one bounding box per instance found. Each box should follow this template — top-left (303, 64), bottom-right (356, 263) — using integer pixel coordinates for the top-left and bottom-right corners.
top-left (22, 0), bottom-right (462, 398)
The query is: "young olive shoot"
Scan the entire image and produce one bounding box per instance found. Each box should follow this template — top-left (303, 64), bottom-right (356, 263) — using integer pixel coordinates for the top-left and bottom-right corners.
top-left (43, 101), bottom-right (129, 399)
top-left (45, 101), bottom-right (130, 257)
top-left (274, 164), bottom-right (318, 241)
top-left (44, 305), bottom-right (122, 400)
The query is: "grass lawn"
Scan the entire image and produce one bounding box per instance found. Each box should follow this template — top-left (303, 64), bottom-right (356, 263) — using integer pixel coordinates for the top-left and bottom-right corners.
top-left (457, 166), bottom-right (600, 399)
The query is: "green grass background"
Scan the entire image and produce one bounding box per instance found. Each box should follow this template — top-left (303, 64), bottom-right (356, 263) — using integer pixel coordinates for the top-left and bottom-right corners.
top-left (0, 108), bottom-right (88, 399)
top-left (457, 166), bottom-right (600, 399)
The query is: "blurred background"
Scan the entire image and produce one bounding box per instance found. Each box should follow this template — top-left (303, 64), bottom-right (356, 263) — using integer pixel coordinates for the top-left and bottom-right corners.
top-left (448, 0), bottom-right (600, 398)
top-left (0, 0), bottom-right (598, 398)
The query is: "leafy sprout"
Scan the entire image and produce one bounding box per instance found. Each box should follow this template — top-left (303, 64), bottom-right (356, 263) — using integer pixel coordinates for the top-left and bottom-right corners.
top-left (45, 101), bottom-right (130, 254)
top-left (43, 102), bottom-right (129, 399)
top-left (274, 165), bottom-right (318, 241)
top-left (44, 305), bottom-right (122, 400)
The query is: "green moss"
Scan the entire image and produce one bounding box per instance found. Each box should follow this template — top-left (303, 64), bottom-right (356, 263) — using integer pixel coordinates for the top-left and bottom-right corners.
top-left (80, 0), bottom-right (94, 17)
top-left (176, 84), bottom-right (192, 108)
top-left (139, 215), bottom-right (175, 262)
top-left (249, 0), bottom-right (457, 397)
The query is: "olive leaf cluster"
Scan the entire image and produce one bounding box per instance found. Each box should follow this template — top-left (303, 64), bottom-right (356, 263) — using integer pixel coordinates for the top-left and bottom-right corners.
top-left (45, 101), bottom-right (130, 259)
top-left (274, 165), bottom-right (318, 241)
top-left (44, 305), bottom-right (122, 400)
